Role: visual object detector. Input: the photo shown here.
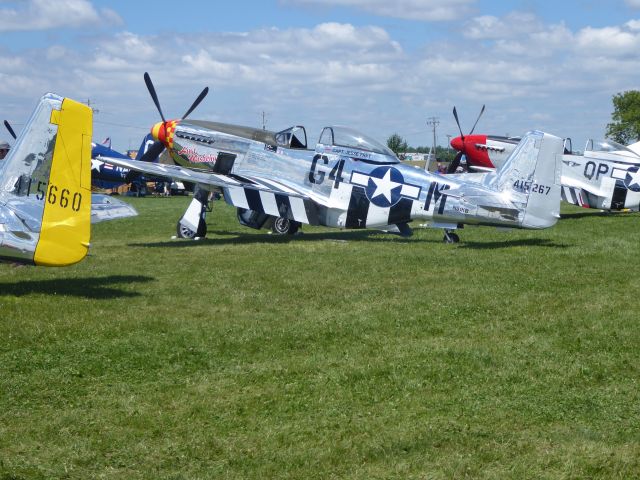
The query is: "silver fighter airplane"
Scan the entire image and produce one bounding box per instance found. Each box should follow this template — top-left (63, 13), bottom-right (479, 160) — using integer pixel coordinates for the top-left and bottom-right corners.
top-left (100, 74), bottom-right (565, 243)
top-left (0, 93), bottom-right (93, 266)
top-left (453, 128), bottom-right (640, 212)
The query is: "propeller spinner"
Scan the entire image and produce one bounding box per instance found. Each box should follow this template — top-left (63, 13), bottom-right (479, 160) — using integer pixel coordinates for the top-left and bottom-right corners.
top-left (140, 72), bottom-right (209, 162)
top-left (447, 104), bottom-right (485, 174)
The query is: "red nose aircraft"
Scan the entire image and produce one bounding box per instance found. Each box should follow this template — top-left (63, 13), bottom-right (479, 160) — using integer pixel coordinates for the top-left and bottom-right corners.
top-left (447, 105), bottom-right (522, 173)
top-left (449, 133), bottom-right (520, 172)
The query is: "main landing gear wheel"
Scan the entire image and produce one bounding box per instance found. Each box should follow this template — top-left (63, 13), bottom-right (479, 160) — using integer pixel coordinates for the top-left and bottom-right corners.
top-left (443, 231), bottom-right (460, 243)
top-left (176, 219), bottom-right (207, 239)
top-left (272, 217), bottom-right (300, 235)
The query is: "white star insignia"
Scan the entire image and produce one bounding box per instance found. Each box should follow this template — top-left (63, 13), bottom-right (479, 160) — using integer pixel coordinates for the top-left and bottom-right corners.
top-left (627, 169), bottom-right (640, 189)
top-left (371, 169), bottom-right (400, 202)
top-left (91, 159), bottom-right (103, 171)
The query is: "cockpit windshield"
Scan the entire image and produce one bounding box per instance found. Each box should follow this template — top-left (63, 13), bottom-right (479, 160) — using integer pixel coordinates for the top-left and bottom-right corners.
top-left (318, 126), bottom-right (398, 163)
top-left (585, 139), bottom-right (640, 157)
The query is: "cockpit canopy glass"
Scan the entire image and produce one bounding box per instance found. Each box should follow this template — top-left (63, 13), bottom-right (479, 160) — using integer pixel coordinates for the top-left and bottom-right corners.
top-left (318, 126), bottom-right (398, 163)
top-left (586, 139), bottom-right (640, 157)
top-left (276, 126), bottom-right (307, 149)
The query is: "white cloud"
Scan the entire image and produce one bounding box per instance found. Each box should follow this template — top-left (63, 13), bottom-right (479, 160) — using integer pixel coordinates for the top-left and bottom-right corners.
top-left (3, 13), bottom-right (640, 151)
top-left (176, 22), bottom-right (403, 90)
top-left (464, 12), bottom-right (541, 40)
top-left (575, 25), bottom-right (640, 56)
top-left (282, 0), bottom-right (476, 21)
top-left (626, 19), bottom-right (640, 30)
top-left (626, 0), bottom-right (640, 8)
top-left (0, 0), bottom-right (122, 32)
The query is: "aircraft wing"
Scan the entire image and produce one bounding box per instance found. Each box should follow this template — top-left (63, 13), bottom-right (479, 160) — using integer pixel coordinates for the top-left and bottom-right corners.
top-left (91, 193), bottom-right (138, 223)
top-left (98, 156), bottom-right (321, 225)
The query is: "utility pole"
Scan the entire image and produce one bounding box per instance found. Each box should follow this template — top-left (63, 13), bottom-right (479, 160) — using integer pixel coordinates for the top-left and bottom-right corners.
top-left (425, 116), bottom-right (439, 172)
top-left (86, 99), bottom-right (99, 114)
top-left (446, 134), bottom-right (452, 151)
top-left (261, 111), bottom-right (267, 131)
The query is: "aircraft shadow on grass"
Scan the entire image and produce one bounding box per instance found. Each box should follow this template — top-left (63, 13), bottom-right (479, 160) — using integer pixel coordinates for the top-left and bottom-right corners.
top-left (458, 238), bottom-right (569, 250)
top-left (0, 275), bottom-right (154, 299)
top-left (129, 230), bottom-right (568, 250)
top-left (129, 229), bottom-right (422, 248)
top-left (560, 211), bottom-right (639, 220)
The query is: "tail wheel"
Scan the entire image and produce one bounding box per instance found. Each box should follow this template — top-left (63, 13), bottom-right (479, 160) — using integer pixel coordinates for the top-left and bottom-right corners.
top-left (272, 217), bottom-right (300, 235)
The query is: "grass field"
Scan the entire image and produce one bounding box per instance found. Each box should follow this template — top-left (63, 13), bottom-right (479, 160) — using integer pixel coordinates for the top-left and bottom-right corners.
top-left (1, 196), bottom-right (640, 479)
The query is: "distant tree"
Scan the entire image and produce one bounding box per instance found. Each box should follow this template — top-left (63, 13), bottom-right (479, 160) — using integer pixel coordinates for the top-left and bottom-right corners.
top-left (606, 90), bottom-right (640, 144)
top-left (386, 133), bottom-right (408, 155)
top-left (409, 145), bottom-right (456, 163)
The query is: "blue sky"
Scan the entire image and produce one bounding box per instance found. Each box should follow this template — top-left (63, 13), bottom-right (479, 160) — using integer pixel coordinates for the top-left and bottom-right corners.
top-left (1, 0), bottom-right (640, 151)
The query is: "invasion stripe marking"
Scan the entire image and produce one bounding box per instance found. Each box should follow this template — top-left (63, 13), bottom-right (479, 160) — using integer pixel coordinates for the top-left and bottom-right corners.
top-left (244, 188), bottom-right (263, 212)
top-left (345, 186), bottom-right (369, 228)
top-left (274, 194), bottom-right (292, 218)
top-left (365, 203), bottom-right (391, 228)
top-left (289, 197), bottom-right (309, 223)
top-left (569, 187), bottom-right (579, 205)
top-left (259, 191), bottom-right (279, 216)
top-left (389, 198), bottom-right (414, 225)
top-left (611, 180), bottom-right (628, 210)
top-left (226, 187), bottom-right (250, 209)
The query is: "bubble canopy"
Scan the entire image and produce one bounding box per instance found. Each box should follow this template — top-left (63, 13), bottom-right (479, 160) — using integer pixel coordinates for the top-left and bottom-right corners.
top-left (318, 126), bottom-right (398, 163)
top-left (587, 139), bottom-right (640, 157)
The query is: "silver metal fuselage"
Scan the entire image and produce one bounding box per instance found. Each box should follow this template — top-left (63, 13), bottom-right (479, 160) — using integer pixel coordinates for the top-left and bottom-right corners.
top-left (168, 122), bottom-right (551, 230)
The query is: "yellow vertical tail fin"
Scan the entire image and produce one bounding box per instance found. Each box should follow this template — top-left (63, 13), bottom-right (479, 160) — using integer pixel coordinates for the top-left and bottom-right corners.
top-left (0, 94), bottom-right (92, 266)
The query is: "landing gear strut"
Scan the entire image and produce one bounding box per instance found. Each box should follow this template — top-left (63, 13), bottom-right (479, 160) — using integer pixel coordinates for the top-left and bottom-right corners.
top-left (176, 187), bottom-right (210, 239)
top-left (443, 230), bottom-right (460, 243)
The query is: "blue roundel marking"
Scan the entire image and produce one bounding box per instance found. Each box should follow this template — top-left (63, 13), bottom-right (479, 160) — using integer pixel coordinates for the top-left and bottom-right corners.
top-left (365, 166), bottom-right (405, 208)
top-left (625, 166), bottom-right (640, 192)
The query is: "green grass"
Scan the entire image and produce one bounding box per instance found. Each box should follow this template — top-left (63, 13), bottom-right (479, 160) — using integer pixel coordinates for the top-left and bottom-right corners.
top-left (1, 196), bottom-right (640, 479)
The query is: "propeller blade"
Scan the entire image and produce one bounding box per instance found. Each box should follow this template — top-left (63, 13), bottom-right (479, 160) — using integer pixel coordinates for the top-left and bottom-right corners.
top-left (137, 140), bottom-right (165, 163)
top-left (452, 106), bottom-right (464, 141)
top-left (447, 151), bottom-right (463, 174)
top-left (182, 86), bottom-right (209, 120)
top-left (4, 120), bottom-right (17, 140)
top-left (144, 72), bottom-right (166, 123)
top-left (469, 104), bottom-right (486, 135)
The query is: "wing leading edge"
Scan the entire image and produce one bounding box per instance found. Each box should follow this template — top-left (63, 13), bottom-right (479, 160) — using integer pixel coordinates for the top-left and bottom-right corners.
top-left (98, 156), bottom-right (320, 225)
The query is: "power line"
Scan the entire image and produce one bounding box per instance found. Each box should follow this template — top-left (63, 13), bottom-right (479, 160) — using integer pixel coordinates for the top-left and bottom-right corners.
top-left (93, 120), bottom-right (149, 131)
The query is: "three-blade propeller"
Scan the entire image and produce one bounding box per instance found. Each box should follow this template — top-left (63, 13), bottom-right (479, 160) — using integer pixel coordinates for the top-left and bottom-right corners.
top-left (448, 104), bottom-right (485, 174)
top-left (139, 72), bottom-right (209, 162)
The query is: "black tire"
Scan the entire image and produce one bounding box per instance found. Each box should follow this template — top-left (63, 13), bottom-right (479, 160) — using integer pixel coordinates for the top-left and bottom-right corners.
top-left (272, 217), bottom-right (300, 235)
top-left (443, 232), bottom-right (460, 243)
top-left (176, 219), bottom-right (207, 239)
